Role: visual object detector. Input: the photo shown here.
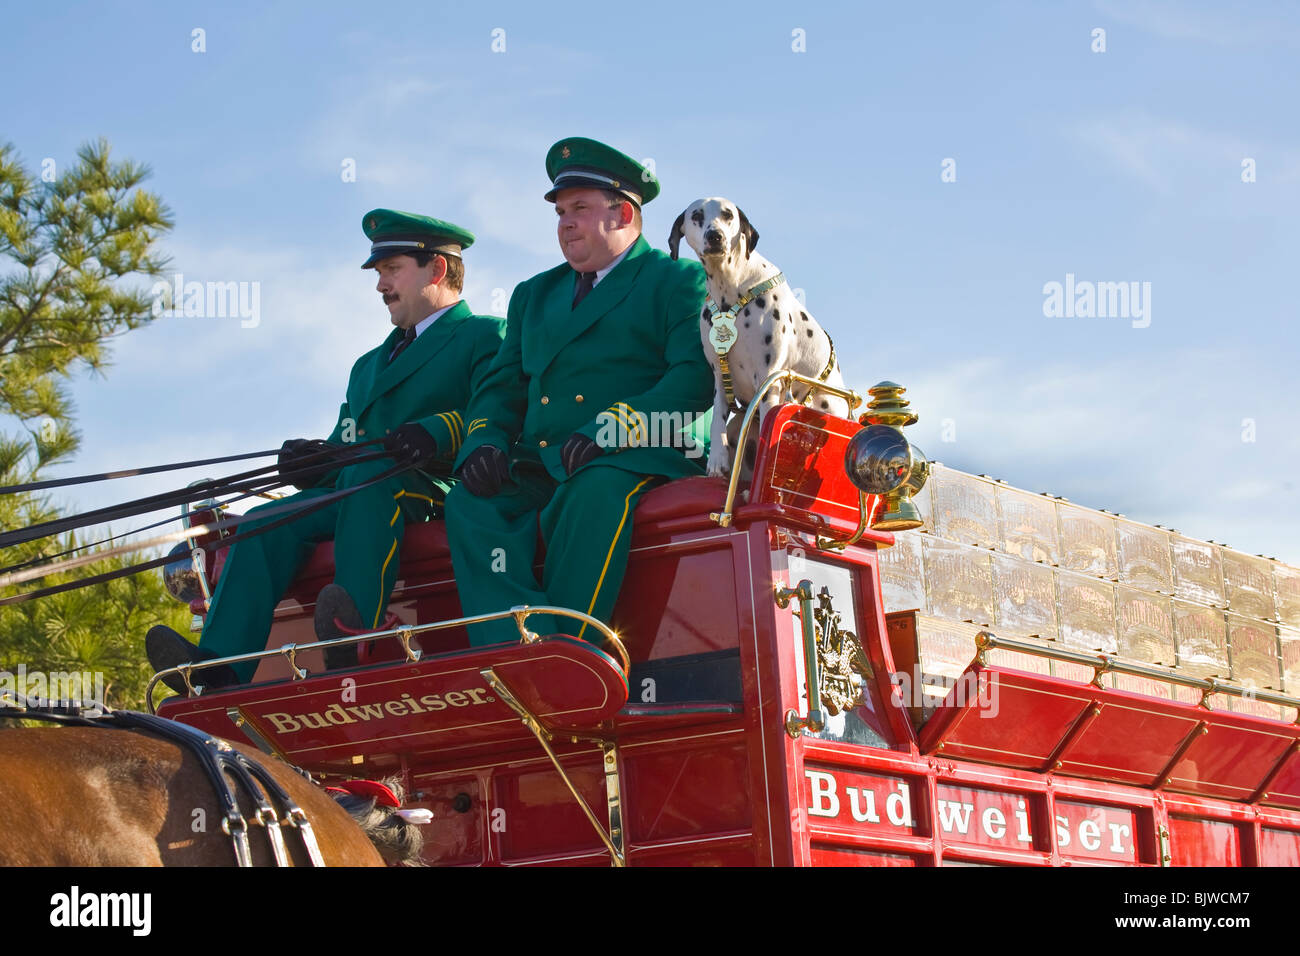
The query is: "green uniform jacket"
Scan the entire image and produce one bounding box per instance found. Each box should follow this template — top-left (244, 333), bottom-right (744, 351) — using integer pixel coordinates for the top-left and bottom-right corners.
top-left (316, 300), bottom-right (506, 490)
top-left (455, 237), bottom-right (712, 482)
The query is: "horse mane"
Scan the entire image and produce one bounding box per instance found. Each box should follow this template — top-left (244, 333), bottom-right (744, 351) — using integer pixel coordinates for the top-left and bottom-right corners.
top-left (327, 777), bottom-right (425, 866)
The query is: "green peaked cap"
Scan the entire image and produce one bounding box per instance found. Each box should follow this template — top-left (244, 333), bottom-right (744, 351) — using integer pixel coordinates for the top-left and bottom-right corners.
top-left (360, 208), bottom-right (475, 268)
top-left (543, 137), bottom-right (660, 206)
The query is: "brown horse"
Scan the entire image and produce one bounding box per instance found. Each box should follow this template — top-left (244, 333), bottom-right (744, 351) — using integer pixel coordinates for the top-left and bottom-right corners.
top-left (0, 724), bottom-right (402, 866)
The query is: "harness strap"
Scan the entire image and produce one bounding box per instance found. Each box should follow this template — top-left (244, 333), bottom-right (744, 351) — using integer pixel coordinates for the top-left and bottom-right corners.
top-left (236, 748), bottom-right (325, 866)
top-left (704, 272), bottom-right (786, 409)
top-left (704, 276), bottom-right (839, 414)
top-left (718, 356), bottom-right (738, 412)
top-left (703, 271), bottom-right (786, 333)
top-left (108, 711), bottom-right (275, 866)
top-left (0, 695), bottom-right (106, 726)
top-left (0, 696), bottom-right (325, 867)
top-left (818, 334), bottom-right (838, 384)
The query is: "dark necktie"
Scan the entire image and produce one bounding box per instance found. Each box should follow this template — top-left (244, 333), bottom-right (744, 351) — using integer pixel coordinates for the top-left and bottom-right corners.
top-left (572, 271), bottom-right (596, 309)
top-left (389, 326), bottom-right (417, 363)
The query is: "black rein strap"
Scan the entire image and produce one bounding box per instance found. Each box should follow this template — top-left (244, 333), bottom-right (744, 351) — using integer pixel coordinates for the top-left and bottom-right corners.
top-left (0, 458), bottom-right (417, 605)
top-left (0, 439), bottom-right (390, 551)
top-left (0, 448), bottom-right (282, 497)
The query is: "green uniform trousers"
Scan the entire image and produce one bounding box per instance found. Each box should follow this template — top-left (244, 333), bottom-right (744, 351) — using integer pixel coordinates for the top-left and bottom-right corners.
top-left (445, 464), bottom-right (656, 647)
top-left (199, 459), bottom-right (437, 681)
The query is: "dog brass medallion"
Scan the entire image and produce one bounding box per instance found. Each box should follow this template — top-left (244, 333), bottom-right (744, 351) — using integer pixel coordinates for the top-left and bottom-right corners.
top-left (709, 316), bottom-right (739, 354)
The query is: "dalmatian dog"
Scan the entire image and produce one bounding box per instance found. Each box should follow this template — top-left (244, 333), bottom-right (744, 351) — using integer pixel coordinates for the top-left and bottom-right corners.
top-left (669, 197), bottom-right (849, 479)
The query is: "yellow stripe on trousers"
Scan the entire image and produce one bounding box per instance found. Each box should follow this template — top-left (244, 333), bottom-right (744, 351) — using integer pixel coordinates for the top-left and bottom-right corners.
top-left (375, 489), bottom-right (437, 627)
top-left (577, 476), bottom-right (653, 641)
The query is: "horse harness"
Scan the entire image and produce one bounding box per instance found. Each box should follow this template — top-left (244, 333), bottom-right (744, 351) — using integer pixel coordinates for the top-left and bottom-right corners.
top-left (0, 696), bottom-right (325, 867)
top-left (703, 271), bottom-right (838, 411)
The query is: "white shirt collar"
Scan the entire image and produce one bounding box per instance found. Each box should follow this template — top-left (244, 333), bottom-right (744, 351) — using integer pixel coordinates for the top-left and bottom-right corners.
top-left (593, 242), bottom-right (634, 286)
top-left (412, 302), bottom-right (455, 338)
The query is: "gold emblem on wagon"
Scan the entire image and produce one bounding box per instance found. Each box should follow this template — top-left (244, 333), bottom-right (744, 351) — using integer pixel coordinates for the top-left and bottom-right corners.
top-left (776, 581), bottom-right (873, 735)
top-left (812, 587), bottom-right (872, 716)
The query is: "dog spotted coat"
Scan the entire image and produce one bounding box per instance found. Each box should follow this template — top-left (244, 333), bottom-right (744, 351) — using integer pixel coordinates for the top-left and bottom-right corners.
top-left (669, 197), bottom-right (849, 478)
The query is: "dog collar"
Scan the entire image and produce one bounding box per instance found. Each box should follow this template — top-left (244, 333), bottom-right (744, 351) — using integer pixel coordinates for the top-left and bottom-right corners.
top-left (704, 272), bottom-right (786, 409)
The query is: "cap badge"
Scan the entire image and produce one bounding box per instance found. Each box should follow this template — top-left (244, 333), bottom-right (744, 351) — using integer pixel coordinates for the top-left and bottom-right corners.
top-left (561, 146), bottom-right (571, 158)
top-left (367, 217), bottom-right (376, 230)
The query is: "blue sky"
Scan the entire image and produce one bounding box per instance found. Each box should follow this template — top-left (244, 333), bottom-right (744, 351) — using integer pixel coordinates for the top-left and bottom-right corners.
top-left (3, 0), bottom-right (1298, 563)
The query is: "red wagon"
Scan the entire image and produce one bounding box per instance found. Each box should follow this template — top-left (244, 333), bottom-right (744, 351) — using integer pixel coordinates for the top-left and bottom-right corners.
top-left (152, 377), bottom-right (1300, 867)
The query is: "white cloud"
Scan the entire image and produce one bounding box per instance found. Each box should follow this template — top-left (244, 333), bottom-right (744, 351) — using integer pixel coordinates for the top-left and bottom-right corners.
top-left (1060, 109), bottom-right (1300, 203)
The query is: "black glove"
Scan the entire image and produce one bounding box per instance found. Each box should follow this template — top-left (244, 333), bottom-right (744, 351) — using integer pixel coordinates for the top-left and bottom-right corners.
top-left (458, 445), bottom-right (509, 497)
top-left (277, 439), bottom-right (337, 488)
top-left (385, 422), bottom-right (438, 467)
top-left (561, 433), bottom-right (603, 476)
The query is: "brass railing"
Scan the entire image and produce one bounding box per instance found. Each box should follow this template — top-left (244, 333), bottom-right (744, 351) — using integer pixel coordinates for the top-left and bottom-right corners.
top-left (146, 605), bottom-right (628, 713)
top-left (974, 630), bottom-right (1300, 718)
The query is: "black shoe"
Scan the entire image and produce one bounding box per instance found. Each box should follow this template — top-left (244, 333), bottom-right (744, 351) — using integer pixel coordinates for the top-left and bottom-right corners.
top-left (145, 625), bottom-right (240, 694)
top-left (313, 584), bottom-right (363, 670)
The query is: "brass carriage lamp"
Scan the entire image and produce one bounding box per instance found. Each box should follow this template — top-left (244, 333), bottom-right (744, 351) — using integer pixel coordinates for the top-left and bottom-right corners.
top-left (844, 382), bottom-right (929, 532)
